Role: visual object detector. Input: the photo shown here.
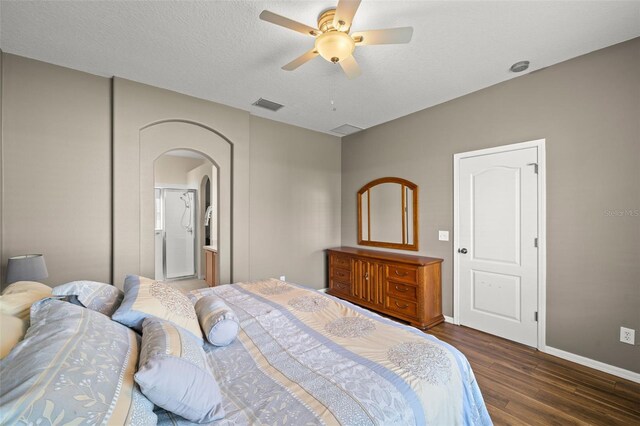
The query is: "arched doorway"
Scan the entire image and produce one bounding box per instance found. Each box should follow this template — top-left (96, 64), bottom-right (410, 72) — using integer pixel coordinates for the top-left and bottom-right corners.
top-left (137, 120), bottom-right (232, 285)
top-left (153, 150), bottom-right (218, 283)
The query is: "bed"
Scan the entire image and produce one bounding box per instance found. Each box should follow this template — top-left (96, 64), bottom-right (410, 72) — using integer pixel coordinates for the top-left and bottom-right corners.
top-left (158, 279), bottom-right (491, 425)
top-left (1, 278), bottom-right (491, 425)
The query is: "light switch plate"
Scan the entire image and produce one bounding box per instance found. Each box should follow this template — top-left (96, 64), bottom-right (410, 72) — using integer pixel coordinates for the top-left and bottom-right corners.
top-left (439, 231), bottom-right (450, 241)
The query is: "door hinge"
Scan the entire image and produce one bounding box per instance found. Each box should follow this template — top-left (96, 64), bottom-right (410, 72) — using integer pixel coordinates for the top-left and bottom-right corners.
top-left (534, 311), bottom-right (538, 322)
top-left (534, 237), bottom-right (538, 248)
top-left (527, 162), bottom-right (538, 174)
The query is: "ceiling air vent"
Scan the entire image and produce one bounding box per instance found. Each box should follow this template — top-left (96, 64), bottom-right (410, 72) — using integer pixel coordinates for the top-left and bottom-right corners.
top-left (331, 124), bottom-right (363, 136)
top-left (252, 98), bottom-right (284, 112)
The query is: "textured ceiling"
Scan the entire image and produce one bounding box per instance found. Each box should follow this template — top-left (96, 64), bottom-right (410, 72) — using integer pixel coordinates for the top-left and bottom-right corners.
top-left (1, 1), bottom-right (639, 135)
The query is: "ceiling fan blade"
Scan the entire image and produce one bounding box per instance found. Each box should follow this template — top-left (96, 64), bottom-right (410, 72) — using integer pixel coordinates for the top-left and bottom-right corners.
top-left (352, 27), bottom-right (414, 45)
top-left (339, 55), bottom-right (361, 79)
top-left (260, 10), bottom-right (319, 36)
top-left (282, 49), bottom-right (319, 71)
top-left (333, 0), bottom-right (361, 30)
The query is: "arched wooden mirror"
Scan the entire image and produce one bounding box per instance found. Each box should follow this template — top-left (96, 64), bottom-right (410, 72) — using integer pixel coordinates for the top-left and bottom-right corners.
top-left (358, 177), bottom-right (419, 251)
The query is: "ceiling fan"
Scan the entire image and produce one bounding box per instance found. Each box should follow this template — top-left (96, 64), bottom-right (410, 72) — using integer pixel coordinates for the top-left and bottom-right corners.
top-left (260, 0), bottom-right (413, 79)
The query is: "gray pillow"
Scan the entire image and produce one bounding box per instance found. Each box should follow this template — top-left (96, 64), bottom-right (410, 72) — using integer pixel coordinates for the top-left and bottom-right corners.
top-left (195, 295), bottom-right (239, 346)
top-left (135, 317), bottom-right (225, 423)
top-left (0, 299), bottom-right (156, 425)
top-left (52, 280), bottom-right (123, 316)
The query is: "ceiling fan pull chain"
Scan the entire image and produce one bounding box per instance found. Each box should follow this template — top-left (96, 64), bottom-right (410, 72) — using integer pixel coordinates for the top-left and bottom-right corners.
top-left (331, 77), bottom-right (337, 112)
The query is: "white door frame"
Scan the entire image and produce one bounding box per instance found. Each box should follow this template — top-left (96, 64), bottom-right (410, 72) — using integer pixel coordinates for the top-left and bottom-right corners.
top-left (453, 139), bottom-right (547, 350)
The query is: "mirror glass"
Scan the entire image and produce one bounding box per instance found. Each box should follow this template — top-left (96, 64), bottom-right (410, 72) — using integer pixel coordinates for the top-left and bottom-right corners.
top-left (405, 186), bottom-right (414, 246)
top-left (370, 183), bottom-right (402, 243)
top-left (358, 177), bottom-right (418, 251)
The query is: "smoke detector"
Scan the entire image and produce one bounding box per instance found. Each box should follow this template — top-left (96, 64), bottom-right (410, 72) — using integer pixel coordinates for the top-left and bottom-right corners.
top-left (510, 61), bottom-right (530, 73)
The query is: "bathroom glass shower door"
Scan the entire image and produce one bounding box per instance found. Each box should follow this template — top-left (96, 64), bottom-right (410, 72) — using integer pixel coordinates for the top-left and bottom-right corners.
top-left (162, 189), bottom-right (196, 279)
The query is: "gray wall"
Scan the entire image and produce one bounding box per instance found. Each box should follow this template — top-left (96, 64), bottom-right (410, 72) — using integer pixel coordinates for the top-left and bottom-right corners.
top-left (113, 78), bottom-right (243, 286)
top-left (154, 155), bottom-right (205, 186)
top-left (1, 54), bottom-right (112, 286)
top-left (249, 116), bottom-right (342, 289)
top-left (342, 38), bottom-right (640, 373)
top-left (0, 54), bottom-right (342, 292)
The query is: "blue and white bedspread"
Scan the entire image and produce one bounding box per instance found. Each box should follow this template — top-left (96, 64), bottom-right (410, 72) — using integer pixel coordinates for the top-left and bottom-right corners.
top-left (158, 279), bottom-right (492, 425)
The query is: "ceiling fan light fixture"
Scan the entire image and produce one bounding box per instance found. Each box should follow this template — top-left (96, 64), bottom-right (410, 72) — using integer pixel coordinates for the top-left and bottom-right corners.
top-left (260, 1), bottom-right (412, 78)
top-left (314, 31), bottom-right (355, 63)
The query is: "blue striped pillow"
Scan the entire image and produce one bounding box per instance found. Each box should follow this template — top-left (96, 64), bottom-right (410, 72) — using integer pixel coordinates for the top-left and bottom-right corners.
top-left (135, 317), bottom-right (225, 423)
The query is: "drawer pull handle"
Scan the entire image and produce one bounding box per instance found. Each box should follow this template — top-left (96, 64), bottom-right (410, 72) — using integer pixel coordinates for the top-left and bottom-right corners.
top-left (395, 301), bottom-right (409, 309)
top-left (394, 285), bottom-right (408, 292)
top-left (394, 270), bottom-right (408, 277)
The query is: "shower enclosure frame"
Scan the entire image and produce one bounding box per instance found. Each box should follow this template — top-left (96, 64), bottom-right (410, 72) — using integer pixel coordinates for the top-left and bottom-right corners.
top-left (158, 188), bottom-right (198, 281)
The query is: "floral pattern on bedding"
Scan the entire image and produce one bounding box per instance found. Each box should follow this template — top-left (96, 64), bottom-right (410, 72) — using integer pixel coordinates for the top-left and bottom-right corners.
top-left (0, 299), bottom-right (156, 425)
top-left (159, 280), bottom-right (492, 425)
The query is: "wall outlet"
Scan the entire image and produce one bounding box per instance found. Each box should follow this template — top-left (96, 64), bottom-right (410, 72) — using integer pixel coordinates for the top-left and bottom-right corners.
top-left (620, 327), bottom-right (635, 345)
top-left (279, 275), bottom-right (286, 281)
top-left (438, 230), bottom-right (450, 241)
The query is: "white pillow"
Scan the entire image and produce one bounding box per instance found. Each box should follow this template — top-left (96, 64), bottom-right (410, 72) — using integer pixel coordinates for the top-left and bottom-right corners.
top-left (0, 281), bottom-right (52, 322)
top-left (0, 313), bottom-right (26, 359)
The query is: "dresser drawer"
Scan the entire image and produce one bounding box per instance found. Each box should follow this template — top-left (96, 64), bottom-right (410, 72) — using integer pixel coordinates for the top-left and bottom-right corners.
top-left (331, 254), bottom-right (352, 270)
top-left (331, 280), bottom-right (352, 296)
top-left (386, 281), bottom-right (418, 300)
top-left (386, 265), bottom-right (417, 284)
top-left (327, 248), bottom-right (443, 329)
top-left (331, 267), bottom-right (351, 282)
top-left (385, 295), bottom-right (418, 319)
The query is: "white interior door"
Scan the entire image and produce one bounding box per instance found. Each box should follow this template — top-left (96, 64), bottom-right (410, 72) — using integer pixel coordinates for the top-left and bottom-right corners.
top-left (457, 146), bottom-right (539, 347)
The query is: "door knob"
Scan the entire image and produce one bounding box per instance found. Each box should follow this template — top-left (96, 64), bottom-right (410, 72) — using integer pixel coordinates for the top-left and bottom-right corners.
top-left (458, 248), bottom-right (468, 254)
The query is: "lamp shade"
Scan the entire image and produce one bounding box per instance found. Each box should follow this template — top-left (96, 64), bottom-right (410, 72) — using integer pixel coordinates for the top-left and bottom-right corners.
top-left (6, 254), bottom-right (48, 284)
top-left (314, 31), bottom-right (355, 63)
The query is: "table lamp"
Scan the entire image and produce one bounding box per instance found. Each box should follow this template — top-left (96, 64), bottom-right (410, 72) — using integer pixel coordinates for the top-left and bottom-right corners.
top-left (5, 254), bottom-right (48, 284)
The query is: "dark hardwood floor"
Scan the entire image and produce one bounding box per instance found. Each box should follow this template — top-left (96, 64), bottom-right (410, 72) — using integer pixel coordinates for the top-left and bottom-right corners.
top-left (427, 322), bottom-right (640, 425)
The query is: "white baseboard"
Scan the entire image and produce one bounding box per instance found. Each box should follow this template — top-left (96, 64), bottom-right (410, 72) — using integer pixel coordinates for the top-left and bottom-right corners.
top-left (317, 288), bottom-right (329, 293)
top-left (432, 319), bottom-right (638, 382)
top-left (544, 346), bottom-right (640, 384)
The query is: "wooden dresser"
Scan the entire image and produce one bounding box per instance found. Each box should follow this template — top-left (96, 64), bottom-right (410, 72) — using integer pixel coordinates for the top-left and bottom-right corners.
top-left (327, 247), bottom-right (444, 329)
